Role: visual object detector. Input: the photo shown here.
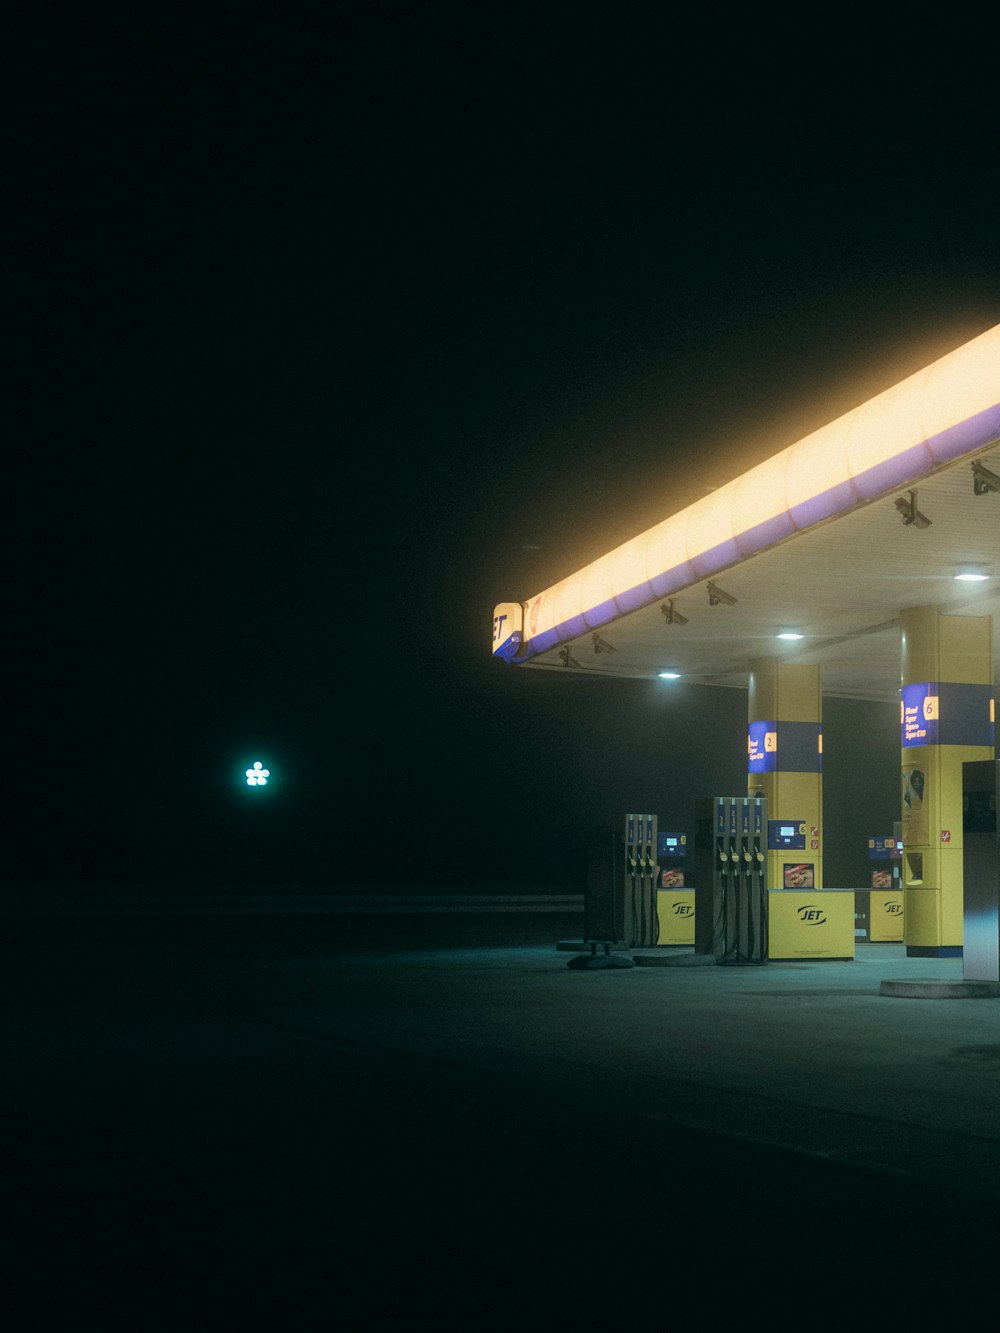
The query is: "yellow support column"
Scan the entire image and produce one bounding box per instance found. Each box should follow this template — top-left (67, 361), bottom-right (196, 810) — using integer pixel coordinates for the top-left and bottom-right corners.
top-left (747, 660), bottom-right (823, 888)
top-left (899, 607), bottom-right (995, 956)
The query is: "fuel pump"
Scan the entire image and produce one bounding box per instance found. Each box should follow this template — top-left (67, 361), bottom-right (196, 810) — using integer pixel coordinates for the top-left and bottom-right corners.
top-left (626, 813), bottom-right (659, 948)
top-left (695, 795), bottom-right (768, 963)
top-left (625, 813), bottom-right (638, 944)
top-left (698, 798), bottom-right (728, 956)
top-left (583, 813), bottom-right (659, 951)
top-left (752, 798), bottom-right (767, 955)
top-left (737, 798), bottom-right (753, 957)
top-left (721, 799), bottom-right (733, 954)
top-left (724, 798), bottom-right (739, 958)
top-left (642, 814), bottom-right (659, 947)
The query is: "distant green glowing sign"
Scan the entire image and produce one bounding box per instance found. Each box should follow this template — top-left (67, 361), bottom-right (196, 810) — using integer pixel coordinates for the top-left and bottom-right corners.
top-left (246, 761), bottom-right (270, 787)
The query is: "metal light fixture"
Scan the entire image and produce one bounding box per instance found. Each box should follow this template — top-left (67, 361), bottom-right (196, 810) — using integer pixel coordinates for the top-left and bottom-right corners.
top-left (972, 460), bottom-right (1000, 495)
top-left (707, 581), bottom-right (737, 606)
top-left (894, 490), bottom-right (931, 528)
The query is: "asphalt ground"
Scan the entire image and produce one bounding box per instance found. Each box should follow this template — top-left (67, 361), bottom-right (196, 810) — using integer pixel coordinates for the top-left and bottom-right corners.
top-left (5, 909), bottom-right (1000, 1326)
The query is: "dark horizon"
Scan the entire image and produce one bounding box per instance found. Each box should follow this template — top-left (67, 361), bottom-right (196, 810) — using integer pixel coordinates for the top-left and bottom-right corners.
top-left (8, 678), bottom-right (900, 891)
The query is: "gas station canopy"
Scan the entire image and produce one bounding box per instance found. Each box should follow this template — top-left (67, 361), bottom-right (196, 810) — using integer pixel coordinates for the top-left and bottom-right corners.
top-left (493, 324), bottom-right (1000, 702)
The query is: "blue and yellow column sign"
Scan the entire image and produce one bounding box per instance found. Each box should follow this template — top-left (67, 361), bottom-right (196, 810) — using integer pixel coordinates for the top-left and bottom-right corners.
top-left (748, 722), bottom-right (777, 773)
top-left (902, 683), bottom-right (938, 746)
top-left (899, 607), bottom-right (995, 957)
top-left (901, 682), bottom-right (994, 749)
top-left (749, 721), bottom-right (824, 775)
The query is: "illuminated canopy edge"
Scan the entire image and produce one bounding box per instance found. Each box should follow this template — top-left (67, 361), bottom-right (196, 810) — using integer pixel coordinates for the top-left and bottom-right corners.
top-left (496, 323), bottom-right (1000, 663)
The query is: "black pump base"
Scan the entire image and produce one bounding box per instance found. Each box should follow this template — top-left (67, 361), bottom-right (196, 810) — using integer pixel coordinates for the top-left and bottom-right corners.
top-left (567, 941), bottom-right (635, 970)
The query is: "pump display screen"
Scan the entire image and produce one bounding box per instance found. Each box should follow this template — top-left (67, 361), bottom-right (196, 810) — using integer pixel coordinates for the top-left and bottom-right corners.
top-left (657, 833), bottom-right (686, 857)
top-left (768, 820), bottom-right (806, 850)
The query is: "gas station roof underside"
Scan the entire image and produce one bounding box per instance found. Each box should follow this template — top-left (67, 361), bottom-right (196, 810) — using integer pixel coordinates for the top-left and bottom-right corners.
top-left (517, 445), bottom-right (1000, 702)
top-left (497, 326), bottom-right (1000, 703)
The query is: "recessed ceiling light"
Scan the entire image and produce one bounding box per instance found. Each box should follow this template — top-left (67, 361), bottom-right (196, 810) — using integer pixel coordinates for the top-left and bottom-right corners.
top-left (658, 671), bottom-right (681, 679)
top-left (776, 632), bottom-right (804, 640)
top-left (954, 571), bottom-right (990, 582)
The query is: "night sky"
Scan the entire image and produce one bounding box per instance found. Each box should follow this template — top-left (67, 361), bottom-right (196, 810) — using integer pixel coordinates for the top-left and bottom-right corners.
top-left (11, 11), bottom-right (1000, 889)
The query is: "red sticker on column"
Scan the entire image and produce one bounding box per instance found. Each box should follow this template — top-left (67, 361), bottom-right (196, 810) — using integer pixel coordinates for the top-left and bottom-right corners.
top-left (941, 829), bottom-right (951, 842)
